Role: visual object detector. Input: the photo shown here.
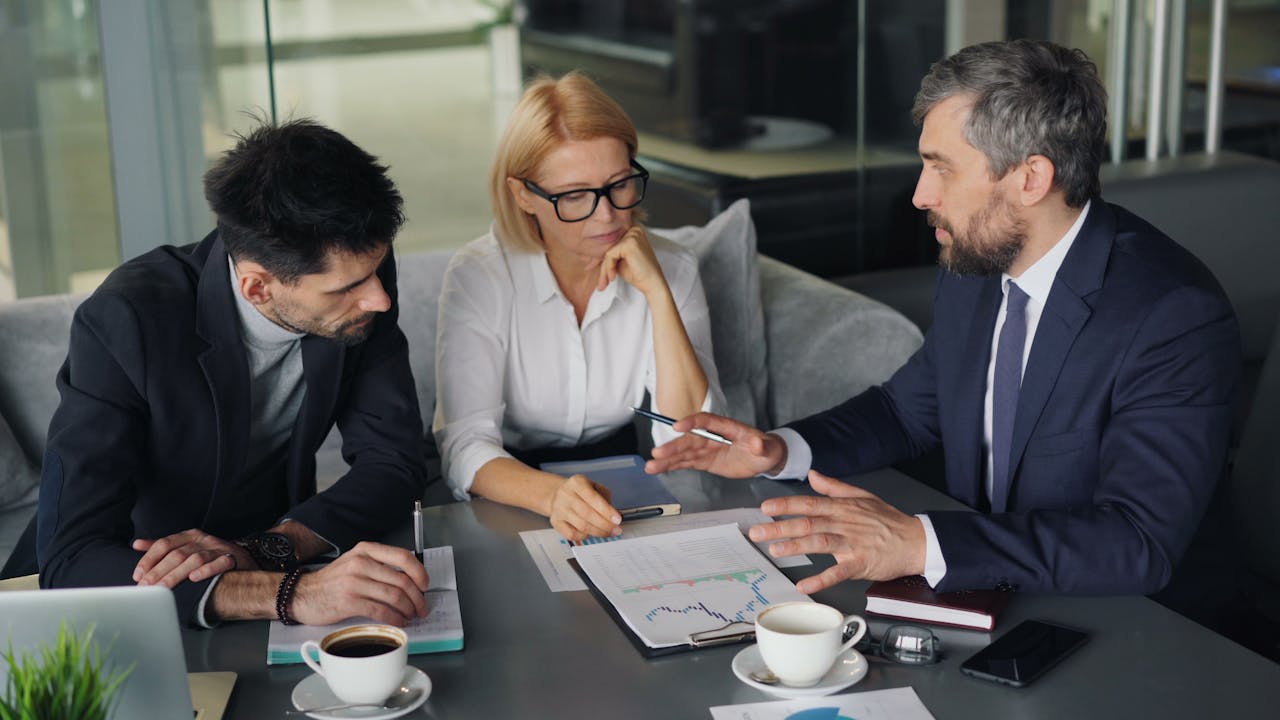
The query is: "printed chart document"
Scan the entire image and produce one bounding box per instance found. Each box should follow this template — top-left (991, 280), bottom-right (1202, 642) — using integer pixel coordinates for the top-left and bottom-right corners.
top-left (521, 507), bottom-right (812, 592)
top-left (266, 546), bottom-right (463, 664)
top-left (708, 687), bottom-right (936, 720)
top-left (571, 523), bottom-right (809, 649)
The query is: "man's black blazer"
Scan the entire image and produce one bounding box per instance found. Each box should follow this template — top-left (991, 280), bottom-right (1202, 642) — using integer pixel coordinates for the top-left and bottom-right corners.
top-left (791, 202), bottom-right (1241, 595)
top-left (37, 231), bottom-right (427, 622)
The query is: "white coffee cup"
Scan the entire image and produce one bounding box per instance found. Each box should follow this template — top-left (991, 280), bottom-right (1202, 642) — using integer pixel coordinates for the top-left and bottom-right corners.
top-left (754, 602), bottom-right (867, 687)
top-left (301, 624), bottom-right (408, 705)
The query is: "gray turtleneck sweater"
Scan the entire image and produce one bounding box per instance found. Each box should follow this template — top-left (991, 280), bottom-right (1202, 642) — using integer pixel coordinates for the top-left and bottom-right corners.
top-left (228, 257), bottom-right (307, 490)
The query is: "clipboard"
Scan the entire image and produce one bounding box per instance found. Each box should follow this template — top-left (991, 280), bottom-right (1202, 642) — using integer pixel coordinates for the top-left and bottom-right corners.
top-left (567, 558), bottom-right (756, 658)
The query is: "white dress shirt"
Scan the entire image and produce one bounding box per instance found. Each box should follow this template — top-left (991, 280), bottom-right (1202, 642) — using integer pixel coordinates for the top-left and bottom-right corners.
top-left (772, 200), bottom-right (1092, 587)
top-left (433, 229), bottom-right (726, 500)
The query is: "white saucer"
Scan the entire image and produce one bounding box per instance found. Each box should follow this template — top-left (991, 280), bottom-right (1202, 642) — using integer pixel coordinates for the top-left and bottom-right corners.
top-left (291, 666), bottom-right (431, 719)
top-left (731, 644), bottom-right (868, 699)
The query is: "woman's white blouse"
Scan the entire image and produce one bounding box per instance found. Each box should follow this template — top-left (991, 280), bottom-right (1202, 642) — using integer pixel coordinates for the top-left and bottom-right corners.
top-left (432, 230), bottom-right (726, 500)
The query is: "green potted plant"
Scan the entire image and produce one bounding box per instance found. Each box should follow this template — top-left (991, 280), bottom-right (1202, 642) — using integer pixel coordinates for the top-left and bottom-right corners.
top-left (0, 622), bottom-right (133, 720)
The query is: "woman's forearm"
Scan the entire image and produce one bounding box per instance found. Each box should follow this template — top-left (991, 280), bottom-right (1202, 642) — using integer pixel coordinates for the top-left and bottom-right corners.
top-left (648, 288), bottom-right (709, 419)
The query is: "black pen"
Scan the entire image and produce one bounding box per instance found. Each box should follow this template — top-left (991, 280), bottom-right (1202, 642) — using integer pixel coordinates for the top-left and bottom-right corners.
top-left (629, 406), bottom-right (733, 445)
top-left (620, 507), bottom-right (665, 522)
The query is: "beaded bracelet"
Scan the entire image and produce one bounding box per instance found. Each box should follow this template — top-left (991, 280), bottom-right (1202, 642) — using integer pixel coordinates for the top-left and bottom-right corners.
top-left (275, 567), bottom-right (305, 626)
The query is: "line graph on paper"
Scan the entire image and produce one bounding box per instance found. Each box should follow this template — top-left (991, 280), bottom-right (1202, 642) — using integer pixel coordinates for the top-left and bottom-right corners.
top-left (571, 524), bottom-right (810, 648)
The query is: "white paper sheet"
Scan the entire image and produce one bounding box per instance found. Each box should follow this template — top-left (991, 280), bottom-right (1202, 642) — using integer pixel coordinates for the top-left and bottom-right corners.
top-left (520, 507), bottom-right (811, 592)
top-left (709, 687), bottom-right (936, 720)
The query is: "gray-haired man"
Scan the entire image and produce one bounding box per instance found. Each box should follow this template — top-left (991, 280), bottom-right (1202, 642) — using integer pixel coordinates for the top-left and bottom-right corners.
top-left (648, 39), bottom-right (1240, 598)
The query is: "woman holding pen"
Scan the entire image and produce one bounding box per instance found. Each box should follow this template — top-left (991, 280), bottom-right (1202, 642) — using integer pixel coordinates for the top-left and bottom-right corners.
top-left (432, 72), bottom-right (725, 542)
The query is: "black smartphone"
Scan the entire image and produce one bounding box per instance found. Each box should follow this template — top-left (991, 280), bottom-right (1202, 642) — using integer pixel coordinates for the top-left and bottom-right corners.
top-left (959, 619), bottom-right (1089, 688)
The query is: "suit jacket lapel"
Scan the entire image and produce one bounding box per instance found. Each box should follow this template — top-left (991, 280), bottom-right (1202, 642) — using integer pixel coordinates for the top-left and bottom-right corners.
top-left (1006, 203), bottom-right (1114, 498)
top-left (194, 234), bottom-right (251, 528)
top-left (953, 275), bottom-right (1003, 508)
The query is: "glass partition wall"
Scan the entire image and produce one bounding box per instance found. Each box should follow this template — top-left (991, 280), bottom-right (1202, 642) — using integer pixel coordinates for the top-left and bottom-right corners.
top-left (0, 0), bottom-right (1276, 299)
top-left (0, 0), bottom-right (118, 299)
top-left (0, 0), bottom-right (505, 299)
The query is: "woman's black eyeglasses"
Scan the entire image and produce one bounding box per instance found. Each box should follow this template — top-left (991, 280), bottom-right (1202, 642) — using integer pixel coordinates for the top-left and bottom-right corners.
top-left (521, 159), bottom-right (649, 223)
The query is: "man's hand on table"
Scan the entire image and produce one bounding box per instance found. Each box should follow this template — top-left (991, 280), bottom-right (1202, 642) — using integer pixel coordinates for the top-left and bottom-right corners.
top-left (291, 542), bottom-right (431, 626)
top-left (207, 541), bottom-right (431, 626)
top-left (748, 470), bottom-right (927, 594)
top-left (133, 529), bottom-right (255, 587)
top-left (133, 520), bottom-right (335, 588)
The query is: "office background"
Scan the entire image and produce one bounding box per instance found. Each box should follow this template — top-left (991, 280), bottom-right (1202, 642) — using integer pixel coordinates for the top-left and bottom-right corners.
top-left (1, 0), bottom-right (1278, 301)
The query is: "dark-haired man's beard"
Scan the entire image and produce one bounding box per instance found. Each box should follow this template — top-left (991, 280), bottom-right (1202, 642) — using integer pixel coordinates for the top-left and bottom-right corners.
top-left (326, 313), bottom-right (377, 346)
top-left (931, 192), bottom-right (1027, 277)
top-left (268, 302), bottom-right (377, 347)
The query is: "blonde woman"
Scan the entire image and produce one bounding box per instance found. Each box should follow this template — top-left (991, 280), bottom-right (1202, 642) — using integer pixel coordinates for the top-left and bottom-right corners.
top-left (433, 72), bottom-right (725, 542)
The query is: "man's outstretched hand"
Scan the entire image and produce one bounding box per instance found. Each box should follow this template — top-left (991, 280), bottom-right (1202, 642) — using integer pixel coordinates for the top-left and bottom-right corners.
top-left (645, 412), bottom-right (788, 478)
top-left (748, 470), bottom-right (927, 594)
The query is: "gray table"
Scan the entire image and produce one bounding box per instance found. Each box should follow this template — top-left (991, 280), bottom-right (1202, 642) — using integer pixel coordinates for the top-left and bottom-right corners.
top-left (183, 468), bottom-right (1280, 718)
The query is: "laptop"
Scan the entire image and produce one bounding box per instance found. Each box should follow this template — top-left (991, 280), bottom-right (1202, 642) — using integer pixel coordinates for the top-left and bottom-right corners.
top-left (0, 585), bottom-right (231, 719)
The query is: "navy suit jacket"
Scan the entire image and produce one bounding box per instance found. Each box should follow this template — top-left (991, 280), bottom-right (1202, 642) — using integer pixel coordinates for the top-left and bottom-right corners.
top-left (37, 232), bottom-right (427, 623)
top-left (791, 202), bottom-right (1240, 595)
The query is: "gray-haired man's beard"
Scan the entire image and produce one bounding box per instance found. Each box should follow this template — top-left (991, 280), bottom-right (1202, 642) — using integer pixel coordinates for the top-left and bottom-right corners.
top-left (931, 194), bottom-right (1027, 277)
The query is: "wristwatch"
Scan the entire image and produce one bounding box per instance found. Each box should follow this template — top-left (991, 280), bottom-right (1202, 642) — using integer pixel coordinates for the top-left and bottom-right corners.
top-left (236, 532), bottom-right (297, 572)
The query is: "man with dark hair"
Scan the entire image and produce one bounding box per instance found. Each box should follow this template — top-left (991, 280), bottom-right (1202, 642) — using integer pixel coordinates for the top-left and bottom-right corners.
top-left (35, 119), bottom-right (432, 627)
top-left (648, 40), bottom-right (1240, 596)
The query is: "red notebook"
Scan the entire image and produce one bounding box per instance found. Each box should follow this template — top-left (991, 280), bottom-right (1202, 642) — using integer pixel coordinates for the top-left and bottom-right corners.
top-left (864, 576), bottom-right (1010, 631)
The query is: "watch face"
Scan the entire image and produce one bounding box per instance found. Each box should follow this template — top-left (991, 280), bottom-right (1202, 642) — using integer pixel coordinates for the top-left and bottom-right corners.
top-left (259, 532), bottom-right (294, 561)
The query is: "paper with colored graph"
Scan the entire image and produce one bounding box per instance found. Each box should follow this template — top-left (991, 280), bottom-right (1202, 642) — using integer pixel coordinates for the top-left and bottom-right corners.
top-left (571, 523), bottom-right (809, 648)
top-left (708, 687), bottom-right (936, 720)
top-left (520, 507), bottom-right (811, 593)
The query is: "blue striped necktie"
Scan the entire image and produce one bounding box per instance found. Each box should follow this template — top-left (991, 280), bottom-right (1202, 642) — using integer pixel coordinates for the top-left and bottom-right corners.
top-left (991, 281), bottom-right (1029, 513)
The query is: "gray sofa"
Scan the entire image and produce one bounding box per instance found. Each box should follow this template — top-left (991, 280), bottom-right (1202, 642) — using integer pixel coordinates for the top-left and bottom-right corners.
top-left (0, 199), bottom-right (923, 570)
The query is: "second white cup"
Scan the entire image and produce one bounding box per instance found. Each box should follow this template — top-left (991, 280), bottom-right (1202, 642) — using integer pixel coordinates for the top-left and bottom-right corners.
top-left (755, 602), bottom-right (867, 687)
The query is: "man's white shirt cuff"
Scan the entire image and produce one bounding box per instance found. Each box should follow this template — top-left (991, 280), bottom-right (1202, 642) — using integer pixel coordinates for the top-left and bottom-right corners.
top-left (762, 428), bottom-right (812, 480)
top-left (916, 514), bottom-right (947, 587)
top-left (195, 575), bottom-right (223, 629)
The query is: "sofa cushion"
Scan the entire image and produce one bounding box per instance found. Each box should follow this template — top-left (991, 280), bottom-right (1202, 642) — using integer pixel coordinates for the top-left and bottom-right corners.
top-left (0, 415), bottom-right (38, 511)
top-left (0, 293), bottom-right (83, 513)
top-left (393, 250), bottom-right (456, 429)
top-left (760, 256), bottom-right (922, 426)
top-left (650, 199), bottom-right (770, 427)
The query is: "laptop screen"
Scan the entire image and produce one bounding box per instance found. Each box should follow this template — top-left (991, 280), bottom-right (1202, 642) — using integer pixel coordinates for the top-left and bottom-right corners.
top-left (0, 585), bottom-right (196, 720)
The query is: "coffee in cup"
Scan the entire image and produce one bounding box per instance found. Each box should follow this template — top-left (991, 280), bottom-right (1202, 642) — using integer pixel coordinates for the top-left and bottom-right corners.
top-left (301, 624), bottom-right (408, 705)
top-left (754, 602), bottom-right (867, 687)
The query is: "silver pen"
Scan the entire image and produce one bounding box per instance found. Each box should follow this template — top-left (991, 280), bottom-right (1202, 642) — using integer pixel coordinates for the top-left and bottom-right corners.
top-left (629, 406), bottom-right (733, 445)
top-left (413, 500), bottom-right (424, 561)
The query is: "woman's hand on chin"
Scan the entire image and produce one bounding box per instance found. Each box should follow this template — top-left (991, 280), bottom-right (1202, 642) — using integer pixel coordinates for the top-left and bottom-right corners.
top-left (596, 225), bottom-right (669, 300)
